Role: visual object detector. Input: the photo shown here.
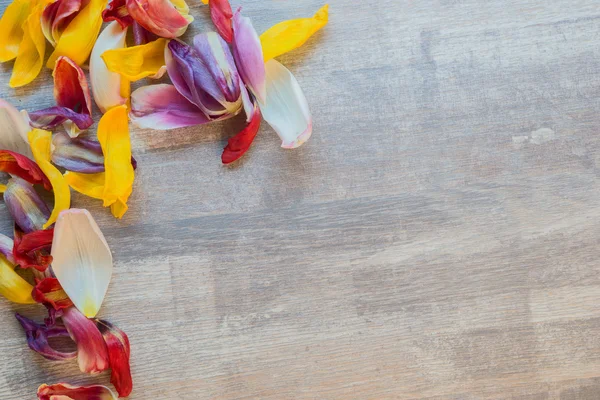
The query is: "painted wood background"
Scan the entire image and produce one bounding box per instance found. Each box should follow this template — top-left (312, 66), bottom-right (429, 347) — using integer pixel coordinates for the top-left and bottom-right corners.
top-left (1, 0), bottom-right (600, 398)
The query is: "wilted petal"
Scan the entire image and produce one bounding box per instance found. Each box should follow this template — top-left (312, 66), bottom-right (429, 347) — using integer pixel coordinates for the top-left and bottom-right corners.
top-left (28, 129), bottom-right (71, 228)
top-left (0, 234), bottom-right (15, 263)
top-left (132, 21), bottom-right (157, 45)
top-left (41, 0), bottom-right (84, 47)
top-left (96, 320), bottom-right (132, 397)
top-left (0, 150), bottom-right (52, 190)
top-left (130, 84), bottom-right (213, 129)
top-left (51, 132), bottom-right (103, 173)
top-left (37, 383), bottom-right (117, 400)
top-left (4, 178), bottom-right (50, 234)
top-left (62, 307), bottom-right (110, 373)
top-left (0, 0), bottom-right (31, 62)
top-left (51, 209), bottom-right (112, 317)
top-left (260, 60), bottom-right (312, 149)
top-left (91, 21), bottom-right (129, 114)
top-left (0, 254), bottom-right (35, 304)
top-left (102, 38), bottom-right (167, 81)
top-left (232, 9), bottom-right (266, 104)
top-left (0, 99), bottom-right (34, 157)
top-left (13, 227), bottom-right (54, 270)
top-left (9, 3), bottom-right (46, 87)
top-left (56, 56), bottom-right (93, 136)
top-left (209, 0), bottom-right (232, 42)
top-left (47, 0), bottom-right (107, 68)
top-left (102, 0), bottom-right (132, 28)
top-left (126, 0), bottom-right (193, 39)
top-left (222, 102), bottom-right (261, 164)
top-left (260, 4), bottom-right (329, 62)
top-left (32, 278), bottom-right (73, 310)
top-left (98, 105), bottom-right (134, 218)
top-left (15, 312), bottom-right (77, 360)
top-left (64, 171), bottom-right (105, 199)
top-left (29, 106), bottom-right (94, 133)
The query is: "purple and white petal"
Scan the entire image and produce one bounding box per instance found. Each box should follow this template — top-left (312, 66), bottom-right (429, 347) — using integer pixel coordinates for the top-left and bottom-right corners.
top-left (232, 9), bottom-right (266, 104)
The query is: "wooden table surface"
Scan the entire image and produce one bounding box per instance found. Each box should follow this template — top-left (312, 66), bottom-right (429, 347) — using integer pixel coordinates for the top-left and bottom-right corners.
top-left (2, 0), bottom-right (600, 398)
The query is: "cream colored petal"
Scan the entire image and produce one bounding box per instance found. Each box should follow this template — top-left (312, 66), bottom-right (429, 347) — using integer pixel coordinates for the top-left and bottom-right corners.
top-left (51, 208), bottom-right (112, 317)
top-left (0, 99), bottom-right (33, 157)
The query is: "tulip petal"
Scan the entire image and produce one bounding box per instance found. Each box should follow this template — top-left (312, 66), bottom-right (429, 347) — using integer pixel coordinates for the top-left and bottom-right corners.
top-left (13, 227), bottom-right (54, 270)
top-left (130, 83), bottom-right (214, 129)
top-left (0, 234), bottom-right (15, 263)
top-left (132, 21), bottom-right (156, 45)
top-left (260, 4), bottom-right (329, 62)
top-left (10, 3), bottom-right (46, 87)
top-left (209, 0), bottom-right (232, 42)
top-left (96, 320), bottom-right (132, 397)
top-left (15, 313), bottom-right (77, 360)
top-left (62, 307), bottom-right (110, 373)
top-left (41, 0), bottom-right (84, 47)
top-left (260, 60), bottom-right (312, 149)
top-left (47, 0), bottom-right (107, 68)
top-left (232, 9), bottom-right (266, 104)
top-left (102, 0), bottom-right (133, 28)
top-left (4, 177), bottom-right (50, 233)
top-left (0, 254), bottom-right (35, 304)
top-left (91, 21), bottom-right (129, 114)
top-left (29, 106), bottom-right (94, 132)
top-left (51, 209), bottom-right (112, 318)
top-left (37, 383), bottom-right (118, 400)
top-left (97, 105), bottom-right (134, 218)
top-left (222, 102), bottom-right (261, 164)
top-left (126, 0), bottom-right (193, 39)
top-left (51, 132), bottom-right (104, 173)
top-left (28, 129), bottom-right (71, 228)
top-left (102, 38), bottom-right (167, 81)
top-left (0, 149), bottom-right (52, 189)
top-left (0, 99), bottom-right (34, 157)
top-left (0, 0), bottom-right (31, 62)
top-left (32, 278), bottom-right (73, 310)
top-left (64, 171), bottom-right (105, 198)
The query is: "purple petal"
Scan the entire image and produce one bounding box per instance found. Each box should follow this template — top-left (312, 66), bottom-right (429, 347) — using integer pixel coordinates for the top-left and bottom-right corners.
top-left (15, 313), bottom-right (77, 361)
top-left (29, 106), bottom-right (93, 130)
top-left (51, 132), bottom-right (105, 173)
top-left (232, 9), bottom-right (266, 104)
top-left (0, 234), bottom-right (15, 263)
top-left (4, 177), bottom-right (51, 233)
top-left (132, 21), bottom-right (157, 46)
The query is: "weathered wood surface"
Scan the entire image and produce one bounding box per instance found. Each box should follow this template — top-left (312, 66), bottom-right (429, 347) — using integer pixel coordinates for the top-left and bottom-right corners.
top-left (2, 0), bottom-right (600, 398)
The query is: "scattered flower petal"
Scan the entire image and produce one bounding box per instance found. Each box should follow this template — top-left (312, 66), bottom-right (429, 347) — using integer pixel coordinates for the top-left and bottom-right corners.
top-left (102, 0), bottom-right (132, 28)
top-left (15, 312), bottom-right (77, 360)
top-left (41, 0), bottom-right (84, 47)
top-left (208, 0), bottom-right (232, 43)
top-left (232, 9), bottom-right (266, 103)
top-left (64, 171), bottom-right (104, 198)
top-left (260, 59), bottom-right (312, 148)
top-left (0, 99), bottom-right (33, 157)
top-left (51, 132), bottom-right (104, 173)
top-left (96, 320), bottom-right (132, 397)
top-left (37, 383), bottom-right (118, 400)
top-left (32, 277), bottom-right (74, 310)
top-left (222, 102), bottom-right (261, 164)
top-left (0, 150), bottom-right (52, 190)
top-left (61, 307), bottom-right (110, 373)
top-left (4, 177), bottom-right (50, 234)
top-left (13, 227), bottom-right (54, 270)
top-left (10, 3), bottom-right (46, 87)
top-left (0, 254), bottom-right (35, 304)
top-left (0, 0), bottom-right (30, 62)
top-left (29, 106), bottom-right (94, 134)
top-left (102, 38), bottom-right (167, 81)
top-left (126, 0), bottom-right (193, 39)
top-left (260, 4), bottom-right (329, 62)
top-left (0, 234), bottom-right (15, 263)
top-left (132, 21), bottom-right (157, 45)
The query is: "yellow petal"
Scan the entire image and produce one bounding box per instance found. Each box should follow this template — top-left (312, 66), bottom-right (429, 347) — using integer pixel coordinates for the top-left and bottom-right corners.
top-left (97, 105), bottom-right (134, 219)
top-left (102, 38), bottom-right (168, 81)
top-left (201, 0), bottom-right (207, 3)
top-left (0, 254), bottom-right (35, 304)
top-left (64, 171), bottom-right (105, 199)
top-left (0, 184), bottom-right (6, 193)
top-left (9, 3), bottom-right (46, 87)
top-left (0, 0), bottom-right (31, 62)
top-left (259, 4), bottom-right (329, 62)
top-left (28, 129), bottom-right (71, 229)
top-left (46, 0), bottom-right (108, 69)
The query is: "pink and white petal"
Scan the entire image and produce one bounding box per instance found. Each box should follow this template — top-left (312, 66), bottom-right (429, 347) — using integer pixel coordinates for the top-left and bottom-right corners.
top-left (259, 60), bottom-right (312, 149)
top-left (90, 22), bottom-right (128, 114)
top-left (130, 84), bottom-right (214, 130)
top-left (61, 307), bottom-right (109, 374)
top-left (232, 9), bottom-right (266, 104)
top-left (0, 99), bottom-right (33, 157)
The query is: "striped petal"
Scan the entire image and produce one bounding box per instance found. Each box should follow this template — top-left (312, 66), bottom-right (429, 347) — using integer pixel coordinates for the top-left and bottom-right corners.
top-left (0, 254), bottom-right (35, 304)
top-left (4, 177), bottom-right (50, 233)
top-left (38, 383), bottom-right (117, 400)
top-left (61, 307), bottom-right (110, 373)
top-left (260, 4), bottom-right (329, 62)
top-left (260, 60), bottom-right (312, 149)
top-left (0, 99), bottom-right (33, 157)
top-left (51, 132), bottom-right (104, 173)
top-left (0, 0), bottom-right (31, 62)
top-left (232, 9), bottom-right (266, 104)
top-left (10, 3), bottom-right (46, 87)
top-left (125, 0), bottom-right (192, 39)
top-left (51, 209), bottom-right (112, 318)
top-left (102, 38), bottom-right (167, 81)
top-left (90, 21), bottom-right (129, 113)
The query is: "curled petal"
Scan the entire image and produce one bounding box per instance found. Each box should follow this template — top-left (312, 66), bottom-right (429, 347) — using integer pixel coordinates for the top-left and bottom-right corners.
top-left (62, 307), bottom-right (110, 373)
top-left (13, 227), bottom-right (54, 270)
top-left (126, 0), bottom-right (193, 39)
top-left (37, 383), bottom-right (117, 400)
top-left (4, 177), bottom-right (50, 234)
top-left (51, 209), bottom-right (112, 317)
top-left (0, 0), bottom-right (31, 62)
top-left (0, 254), bottom-right (35, 304)
top-left (130, 84), bottom-right (213, 130)
top-left (232, 9), bottom-right (266, 104)
top-left (29, 106), bottom-right (94, 133)
top-left (91, 21), bottom-right (129, 114)
top-left (64, 171), bottom-right (105, 199)
top-left (32, 277), bottom-right (74, 310)
top-left (47, 0), bottom-right (107, 68)
top-left (102, 0), bottom-right (133, 28)
top-left (98, 105), bottom-right (134, 218)
top-left (0, 150), bottom-right (51, 190)
top-left (51, 132), bottom-right (104, 173)
top-left (102, 38), bottom-right (167, 81)
top-left (10, 3), bottom-right (46, 87)
top-left (209, 0), bottom-right (233, 42)
top-left (222, 102), bottom-right (261, 164)
top-left (260, 60), bottom-right (312, 149)
top-left (96, 320), bottom-right (132, 397)
top-left (28, 129), bottom-right (71, 228)
top-left (132, 21), bottom-right (157, 45)
top-left (0, 99), bottom-right (34, 157)
top-left (260, 4), bottom-right (329, 62)
top-left (0, 234), bottom-right (15, 263)
top-left (41, 0), bottom-right (83, 47)
top-left (15, 312), bottom-right (77, 360)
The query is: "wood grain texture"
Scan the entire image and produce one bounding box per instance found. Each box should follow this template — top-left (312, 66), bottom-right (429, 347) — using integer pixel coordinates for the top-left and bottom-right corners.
top-left (1, 0), bottom-right (600, 398)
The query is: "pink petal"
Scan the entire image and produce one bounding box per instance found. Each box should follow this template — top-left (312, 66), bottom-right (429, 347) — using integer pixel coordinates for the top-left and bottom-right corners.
top-left (208, 0), bottom-right (233, 42)
top-left (232, 9), bottom-right (266, 104)
top-left (37, 383), bottom-right (117, 400)
top-left (126, 0), bottom-right (192, 39)
top-left (62, 307), bottom-right (110, 374)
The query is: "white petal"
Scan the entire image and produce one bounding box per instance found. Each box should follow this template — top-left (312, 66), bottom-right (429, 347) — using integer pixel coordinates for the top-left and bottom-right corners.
top-left (51, 209), bottom-right (113, 317)
top-left (90, 22), bottom-right (128, 114)
top-left (259, 59), bottom-right (313, 149)
top-left (0, 99), bottom-right (34, 157)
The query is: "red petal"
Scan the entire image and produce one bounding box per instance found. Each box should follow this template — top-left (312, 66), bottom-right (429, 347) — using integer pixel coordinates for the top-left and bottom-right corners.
top-left (62, 307), bottom-right (110, 374)
top-left (0, 151), bottom-right (51, 190)
top-left (37, 383), bottom-right (117, 400)
top-left (32, 277), bottom-right (74, 310)
top-left (13, 227), bottom-right (53, 271)
top-left (96, 320), bottom-right (133, 397)
top-left (54, 56), bottom-right (93, 119)
top-left (102, 0), bottom-right (134, 28)
top-left (209, 0), bottom-right (233, 43)
top-left (222, 104), bottom-right (261, 164)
